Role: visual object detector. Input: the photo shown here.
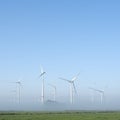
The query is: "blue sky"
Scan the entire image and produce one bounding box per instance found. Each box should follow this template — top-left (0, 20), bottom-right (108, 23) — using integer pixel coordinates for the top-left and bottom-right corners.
top-left (0, 0), bottom-right (120, 110)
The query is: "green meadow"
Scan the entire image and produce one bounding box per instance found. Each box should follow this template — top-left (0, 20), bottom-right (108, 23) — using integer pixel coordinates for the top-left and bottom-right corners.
top-left (0, 111), bottom-right (120, 120)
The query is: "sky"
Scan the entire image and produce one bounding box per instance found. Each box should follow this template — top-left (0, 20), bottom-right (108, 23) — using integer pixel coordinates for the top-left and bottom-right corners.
top-left (0, 0), bottom-right (120, 110)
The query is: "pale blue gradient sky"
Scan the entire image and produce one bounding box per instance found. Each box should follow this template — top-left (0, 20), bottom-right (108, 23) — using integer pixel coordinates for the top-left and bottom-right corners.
top-left (0, 0), bottom-right (120, 110)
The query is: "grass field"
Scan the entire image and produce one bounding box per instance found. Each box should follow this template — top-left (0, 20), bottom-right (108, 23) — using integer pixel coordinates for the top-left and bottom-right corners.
top-left (0, 111), bottom-right (120, 120)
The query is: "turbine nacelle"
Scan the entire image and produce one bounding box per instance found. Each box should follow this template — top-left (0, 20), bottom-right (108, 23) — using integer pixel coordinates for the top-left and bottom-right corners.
top-left (71, 73), bottom-right (80, 82)
top-left (39, 72), bottom-right (46, 77)
top-left (16, 81), bottom-right (22, 86)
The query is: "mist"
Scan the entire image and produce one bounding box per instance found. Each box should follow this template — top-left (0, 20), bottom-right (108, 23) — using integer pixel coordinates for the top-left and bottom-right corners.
top-left (0, 94), bottom-right (120, 111)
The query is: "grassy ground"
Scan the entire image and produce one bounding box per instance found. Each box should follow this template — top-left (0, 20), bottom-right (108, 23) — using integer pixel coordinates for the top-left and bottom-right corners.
top-left (0, 111), bottom-right (120, 120)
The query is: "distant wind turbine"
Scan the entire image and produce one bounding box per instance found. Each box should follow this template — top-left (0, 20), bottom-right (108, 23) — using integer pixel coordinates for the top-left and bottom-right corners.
top-left (15, 81), bottom-right (22, 104)
top-left (89, 87), bottom-right (104, 104)
top-left (59, 73), bottom-right (80, 104)
top-left (48, 84), bottom-right (56, 102)
top-left (39, 66), bottom-right (46, 104)
top-left (11, 90), bottom-right (17, 103)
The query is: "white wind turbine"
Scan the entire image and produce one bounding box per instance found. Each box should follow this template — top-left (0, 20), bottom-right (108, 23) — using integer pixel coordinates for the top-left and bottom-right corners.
top-left (39, 67), bottom-right (46, 104)
top-left (11, 90), bottom-right (17, 103)
top-left (96, 89), bottom-right (104, 104)
top-left (15, 81), bottom-right (22, 104)
top-left (89, 87), bottom-right (104, 104)
top-left (48, 84), bottom-right (56, 102)
top-left (59, 73), bottom-right (80, 104)
top-left (88, 87), bottom-right (95, 103)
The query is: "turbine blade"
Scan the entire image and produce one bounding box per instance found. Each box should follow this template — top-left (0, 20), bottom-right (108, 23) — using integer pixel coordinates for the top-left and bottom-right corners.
top-left (93, 88), bottom-right (104, 93)
top-left (89, 87), bottom-right (104, 93)
top-left (59, 77), bottom-right (71, 83)
top-left (72, 73), bottom-right (80, 81)
top-left (40, 66), bottom-right (43, 73)
top-left (73, 83), bottom-right (77, 94)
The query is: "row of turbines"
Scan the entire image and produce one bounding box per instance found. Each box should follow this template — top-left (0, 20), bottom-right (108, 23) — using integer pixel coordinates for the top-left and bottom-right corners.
top-left (39, 67), bottom-right (105, 105)
top-left (13, 67), bottom-right (105, 105)
top-left (39, 67), bottom-right (80, 105)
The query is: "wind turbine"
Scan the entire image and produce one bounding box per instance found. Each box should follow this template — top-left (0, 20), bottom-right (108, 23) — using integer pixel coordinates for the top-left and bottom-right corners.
top-left (59, 73), bottom-right (80, 104)
top-left (48, 84), bottom-right (56, 102)
top-left (11, 90), bottom-right (17, 103)
top-left (88, 87), bottom-right (95, 103)
top-left (89, 87), bottom-right (104, 104)
top-left (96, 89), bottom-right (104, 104)
top-left (15, 81), bottom-right (22, 104)
top-left (39, 67), bottom-right (46, 104)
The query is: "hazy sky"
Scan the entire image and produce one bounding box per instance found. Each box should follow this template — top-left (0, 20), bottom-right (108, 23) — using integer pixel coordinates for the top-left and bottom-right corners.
top-left (0, 0), bottom-right (120, 110)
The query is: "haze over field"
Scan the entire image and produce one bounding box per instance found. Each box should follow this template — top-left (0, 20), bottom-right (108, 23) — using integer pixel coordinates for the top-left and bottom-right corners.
top-left (0, 0), bottom-right (120, 111)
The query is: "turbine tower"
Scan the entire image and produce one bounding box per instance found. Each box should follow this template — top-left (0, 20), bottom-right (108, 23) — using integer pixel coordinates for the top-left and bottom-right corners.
top-left (16, 81), bottom-right (22, 104)
top-left (39, 67), bottom-right (46, 104)
top-left (48, 84), bottom-right (56, 102)
top-left (59, 73), bottom-right (79, 104)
